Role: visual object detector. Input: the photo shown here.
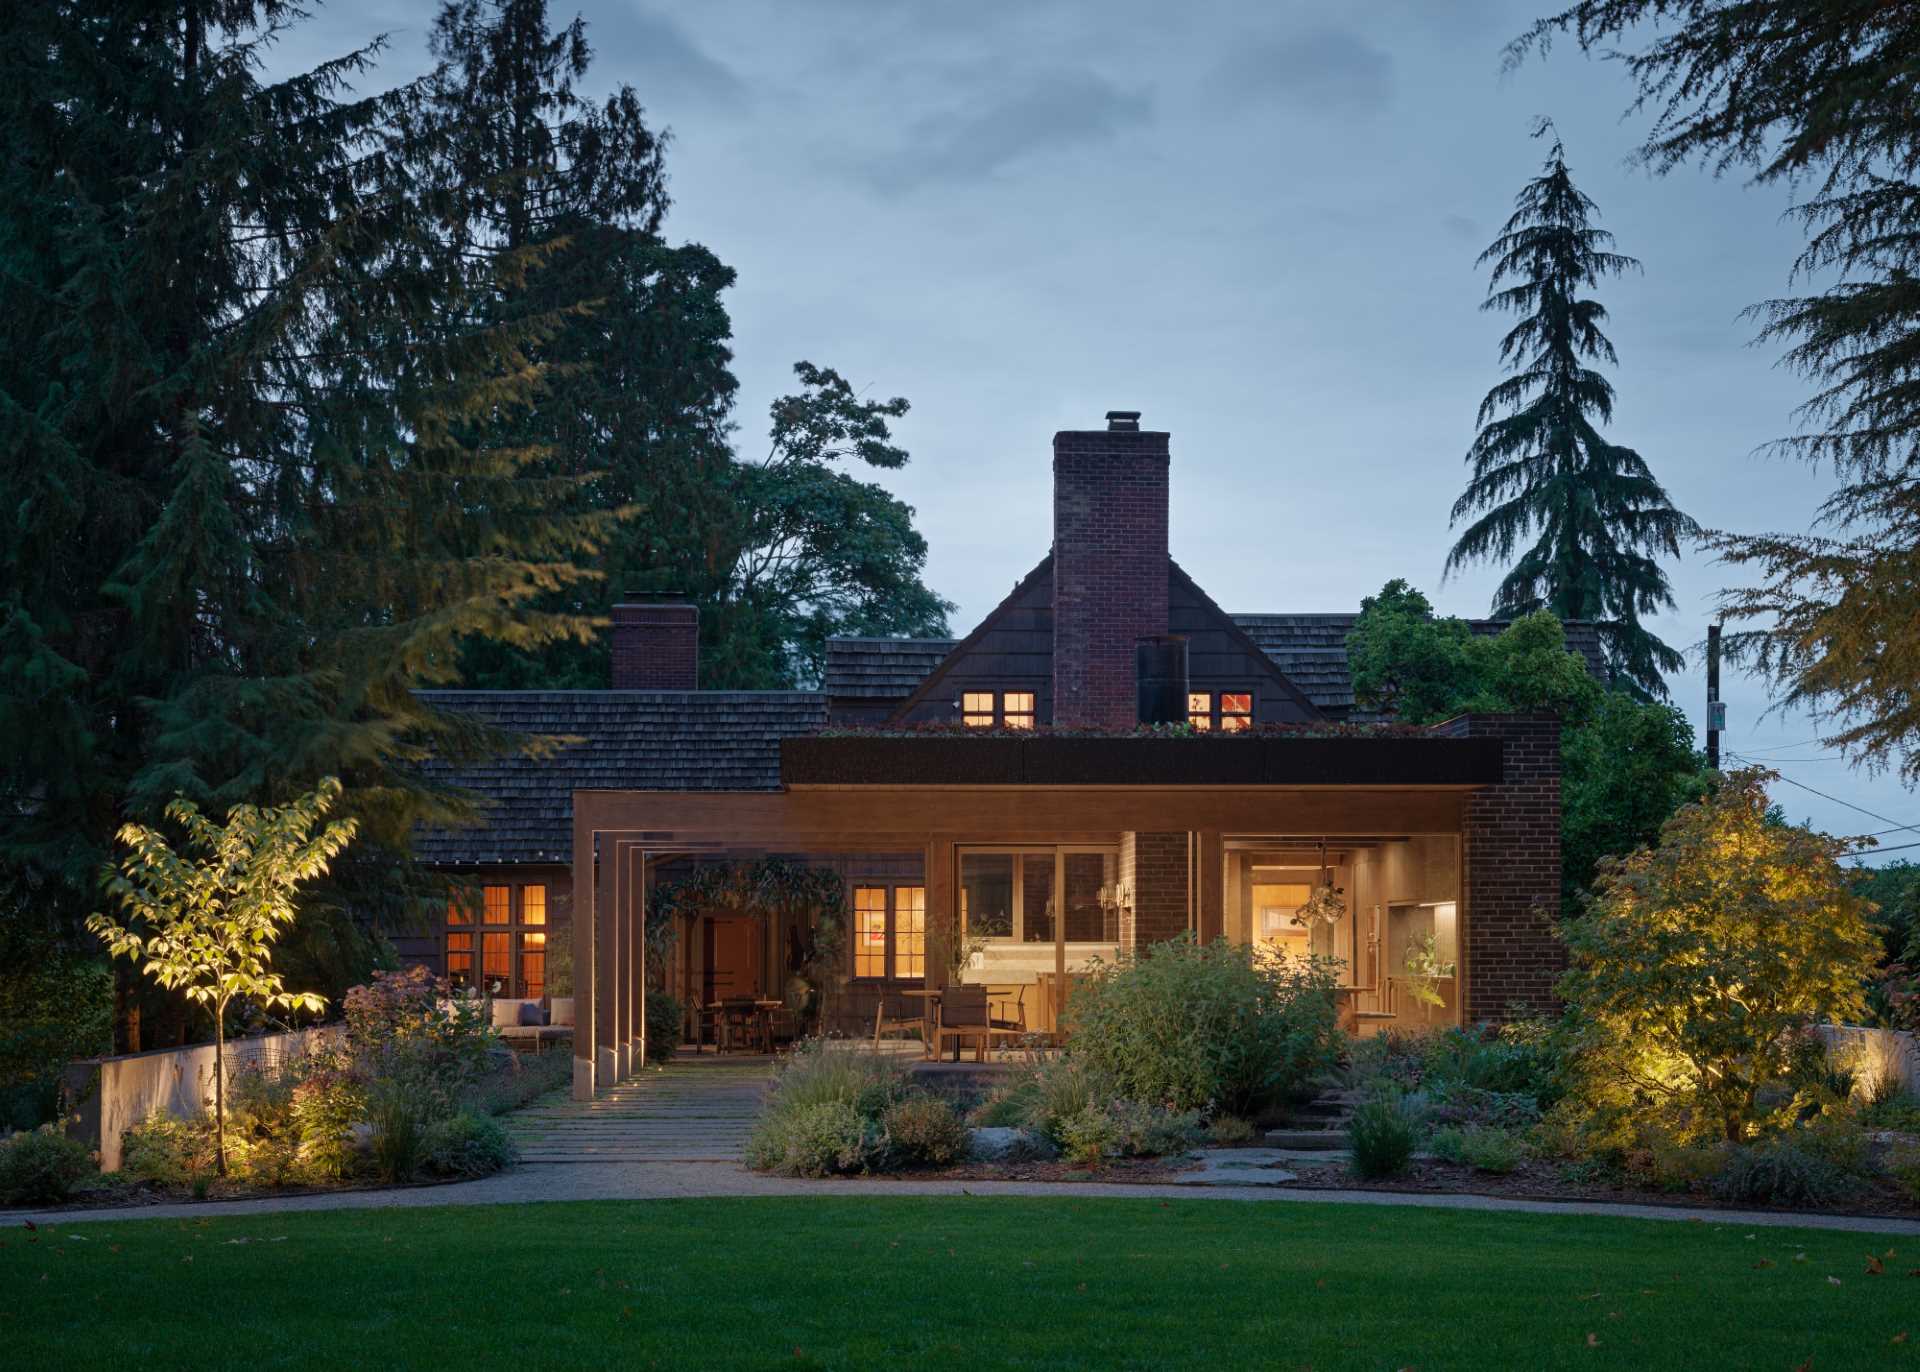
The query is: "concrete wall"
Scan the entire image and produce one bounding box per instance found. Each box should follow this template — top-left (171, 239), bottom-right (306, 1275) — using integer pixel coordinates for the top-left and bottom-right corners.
top-left (1815, 1024), bottom-right (1919, 1100)
top-left (63, 1027), bottom-right (342, 1172)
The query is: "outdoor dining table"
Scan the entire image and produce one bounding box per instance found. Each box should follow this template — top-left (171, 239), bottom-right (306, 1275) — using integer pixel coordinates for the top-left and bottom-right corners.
top-left (704, 998), bottom-right (783, 1054)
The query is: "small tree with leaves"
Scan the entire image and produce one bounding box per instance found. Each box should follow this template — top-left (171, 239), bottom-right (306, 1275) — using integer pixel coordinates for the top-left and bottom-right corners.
top-left (88, 780), bottom-right (358, 1174)
top-left (1558, 769), bottom-right (1879, 1146)
top-left (1446, 123), bottom-right (1697, 699)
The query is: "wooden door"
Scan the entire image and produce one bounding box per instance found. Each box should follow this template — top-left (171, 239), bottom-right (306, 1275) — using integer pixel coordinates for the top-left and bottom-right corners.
top-left (703, 916), bottom-right (762, 1003)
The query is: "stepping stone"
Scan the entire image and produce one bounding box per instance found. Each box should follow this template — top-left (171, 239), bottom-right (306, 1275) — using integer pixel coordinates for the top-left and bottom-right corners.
top-left (1263, 1128), bottom-right (1351, 1150)
top-left (1182, 1148), bottom-right (1300, 1187)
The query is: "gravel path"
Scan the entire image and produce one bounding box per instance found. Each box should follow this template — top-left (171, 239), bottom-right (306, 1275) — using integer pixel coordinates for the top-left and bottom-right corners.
top-left (11, 1162), bottom-right (1920, 1236)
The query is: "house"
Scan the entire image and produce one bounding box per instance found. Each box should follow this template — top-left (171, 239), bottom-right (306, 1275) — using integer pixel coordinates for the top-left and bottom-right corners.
top-left (415, 411), bottom-right (1575, 1101)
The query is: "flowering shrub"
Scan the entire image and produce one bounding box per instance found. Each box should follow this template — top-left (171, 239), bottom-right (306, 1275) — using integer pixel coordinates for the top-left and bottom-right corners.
top-left (290, 1051), bottom-right (367, 1179)
top-left (0, 1127), bottom-right (94, 1204)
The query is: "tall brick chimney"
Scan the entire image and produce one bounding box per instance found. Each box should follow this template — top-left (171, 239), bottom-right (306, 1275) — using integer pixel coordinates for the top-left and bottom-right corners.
top-left (1052, 410), bottom-right (1170, 728)
top-left (610, 594), bottom-right (698, 691)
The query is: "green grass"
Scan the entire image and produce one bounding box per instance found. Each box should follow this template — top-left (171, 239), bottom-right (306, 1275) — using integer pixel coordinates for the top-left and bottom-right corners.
top-left (3, 1197), bottom-right (1916, 1370)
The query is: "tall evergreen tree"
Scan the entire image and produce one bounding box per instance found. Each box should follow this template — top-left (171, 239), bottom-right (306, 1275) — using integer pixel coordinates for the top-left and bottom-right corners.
top-left (0, 1), bottom-right (609, 1023)
top-left (1514, 2), bottom-right (1920, 782)
top-left (1445, 124), bottom-right (1698, 699)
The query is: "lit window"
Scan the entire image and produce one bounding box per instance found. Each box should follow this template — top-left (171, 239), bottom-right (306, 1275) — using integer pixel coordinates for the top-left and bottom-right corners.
top-left (519, 932), bottom-right (546, 998)
top-left (897, 887), bottom-right (925, 979)
top-left (1003, 692), bottom-right (1036, 729)
top-left (522, 885), bottom-right (546, 925)
top-left (482, 885), bottom-right (511, 924)
top-left (1187, 691), bottom-right (1213, 730)
top-left (482, 932), bottom-right (510, 991)
top-left (853, 886), bottom-right (888, 978)
top-left (447, 932), bottom-right (473, 987)
top-left (448, 892), bottom-right (474, 925)
top-left (961, 691), bottom-right (995, 727)
top-left (1221, 693), bottom-right (1253, 731)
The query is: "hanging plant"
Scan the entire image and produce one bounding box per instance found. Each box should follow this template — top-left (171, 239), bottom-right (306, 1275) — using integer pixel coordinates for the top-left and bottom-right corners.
top-left (651, 860), bottom-right (847, 1027)
top-left (1290, 838), bottom-right (1346, 928)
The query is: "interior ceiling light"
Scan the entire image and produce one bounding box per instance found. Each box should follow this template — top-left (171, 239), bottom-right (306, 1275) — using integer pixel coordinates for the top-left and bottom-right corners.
top-left (1293, 837), bottom-right (1347, 927)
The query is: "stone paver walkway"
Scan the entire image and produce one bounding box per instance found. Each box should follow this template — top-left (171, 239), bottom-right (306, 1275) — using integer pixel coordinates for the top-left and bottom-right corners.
top-left (505, 1056), bottom-right (771, 1163)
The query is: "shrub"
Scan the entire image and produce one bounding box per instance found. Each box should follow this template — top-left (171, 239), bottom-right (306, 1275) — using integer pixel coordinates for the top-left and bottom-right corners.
top-left (366, 1078), bottom-right (432, 1183)
top-left (1858, 1092), bottom-right (1920, 1134)
top-left (1107, 1099), bottom-right (1205, 1158)
top-left (1712, 1143), bottom-right (1857, 1208)
top-left (343, 966), bottom-right (496, 1098)
top-left (120, 1110), bottom-right (212, 1186)
top-left (644, 991), bottom-right (684, 1066)
top-left (1559, 771), bottom-right (1881, 1146)
top-left (1420, 1023), bottom-right (1564, 1103)
top-left (764, 1040), bottom-right (910, 1121)
top-left (970, 1078), bottom-right (1041, 1129)
top-left (1206, 1114), bottom-right (1257, 1146)
top-left (290, 1053), bottom-right (367, 1179)
top-left (0, 1127), bottom-right (94, 1204)
top-left (1348, 1093), bottom-right (1419, 1179)
top-left (1622, 1139), bottom-right (1724, 1194)
top-left (420, 1112), bottom-right (517, 1178)
top-left (1025, 1059), bottom-right (1103, 1145)
top-left (881, 1095), bottom-right (970, 1168)
top-left (467, 1048), bottom-right (571, 1116)
top-left (1063, 936), bottom-right (1342, 1116)
top-left (1887, 1144), bottom-right (1920, 1204)
top-left (745, 1101), bottom-right (880, 1177)
top-left (1057, 1106), bottom-right (1122, 1168)
top-left (0, 946), bottom-right (112, 1132)
top-left (227, 1064), bottom-right (296, 1141)
top-left (1426, 1082), bottom-right (1543, 1130)
top-left (1429, 1124), bottom-right (1525, 1174)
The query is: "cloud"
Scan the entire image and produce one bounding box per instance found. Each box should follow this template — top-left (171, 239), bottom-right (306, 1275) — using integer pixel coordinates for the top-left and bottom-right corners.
top-left (589, 7), bottom-right (745, 107)
top-left (860, 68), bottom-right (1153, 193)
top-left (1214, 25), bottom-right (1394, 115)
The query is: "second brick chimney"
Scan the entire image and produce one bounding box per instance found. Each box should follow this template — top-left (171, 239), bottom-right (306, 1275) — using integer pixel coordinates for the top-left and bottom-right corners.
top-left (1052, 411), bottom-right (1170, 728)
top-left (610, 594), bottom-right (699, 691)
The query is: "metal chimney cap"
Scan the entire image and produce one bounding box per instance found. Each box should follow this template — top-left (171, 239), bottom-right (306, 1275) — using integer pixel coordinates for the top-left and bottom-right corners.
top-left (1105, 410), bottom-right (1142, 432)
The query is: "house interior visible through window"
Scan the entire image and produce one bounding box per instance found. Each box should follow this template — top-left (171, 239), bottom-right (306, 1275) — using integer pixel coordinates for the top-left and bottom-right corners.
top-left (961, 691), bottom-right (995, 727)
top-left (850, 884), bottom-right (926, 980)
top-left (1188, 691), bottom-right (1253, 730)
top-left (1002, 691), bottom-right (1036, 729)
top-left (446, 882), bottom-right (548, 997)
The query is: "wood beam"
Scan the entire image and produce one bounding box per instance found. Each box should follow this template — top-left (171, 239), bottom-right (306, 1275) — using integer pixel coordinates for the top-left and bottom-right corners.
top-left (570, 811), bottom-right (594, 1101)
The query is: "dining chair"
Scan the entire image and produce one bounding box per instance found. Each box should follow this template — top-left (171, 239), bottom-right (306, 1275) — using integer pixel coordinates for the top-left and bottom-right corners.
top-left (933, 985), bottom-right (990, 1063)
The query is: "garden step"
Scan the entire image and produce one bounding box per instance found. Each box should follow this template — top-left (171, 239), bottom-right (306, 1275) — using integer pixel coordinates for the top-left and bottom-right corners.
top-left (1262, 1128), bottom-right (1352, 1150)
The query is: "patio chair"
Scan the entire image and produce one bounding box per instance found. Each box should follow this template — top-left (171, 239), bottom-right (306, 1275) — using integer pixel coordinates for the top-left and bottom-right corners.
top-left (933, 985), bottom-right (990, 1063)
top-left (718, 996), bottom-right (764, 1054)
top-left (985, 985), bottom-right (1028, 1053)
top-left (873, 999), bottom-right (920, 1052)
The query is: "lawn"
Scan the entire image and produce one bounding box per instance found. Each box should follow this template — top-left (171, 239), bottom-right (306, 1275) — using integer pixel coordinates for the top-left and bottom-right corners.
top-left (3, 1196), bottom-right (1916, 1370)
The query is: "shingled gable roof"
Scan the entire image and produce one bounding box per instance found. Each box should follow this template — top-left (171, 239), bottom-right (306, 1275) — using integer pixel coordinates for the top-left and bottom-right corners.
top-left (1169, 560), bottom-right (1324, 720)
top-left (411, 689), bottom-right (827, 865)
top-left (880, 552), bottom-right (1057, 724)
top-left (824, 636), bottom-right (958, 700)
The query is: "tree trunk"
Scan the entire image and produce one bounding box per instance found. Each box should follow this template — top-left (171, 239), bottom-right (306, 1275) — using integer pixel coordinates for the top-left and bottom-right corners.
top-left (212, 997), bottom-right (227, 1177)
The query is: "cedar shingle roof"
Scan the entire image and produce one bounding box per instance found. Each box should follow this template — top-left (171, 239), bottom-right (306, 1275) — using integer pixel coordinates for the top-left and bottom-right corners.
top-left (411, 690), bottom-right (827, 865)
top-left (1230, 614), bottom-right (1609, 716)
top-left (823, 637), bottom-right (958, 699)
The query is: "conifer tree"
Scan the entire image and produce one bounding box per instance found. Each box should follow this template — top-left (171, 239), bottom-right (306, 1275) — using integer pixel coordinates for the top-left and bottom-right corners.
top-left (1513, 2), bottom-right (1920, 781)
top-left (0, 2), bottom-right (608, 1013)
top-left (1445, 124), bottom-right (1698, 699)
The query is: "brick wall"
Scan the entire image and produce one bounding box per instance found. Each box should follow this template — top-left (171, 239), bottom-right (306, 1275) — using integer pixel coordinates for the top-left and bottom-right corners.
top-left (1052, 420), bottom-right (1170, 728)
top-left (1120, 830), bottom-right (1189, 949)
top-left (1429, 713), bottom-right (1563, 1021)
top-left (611, 601), bottom-right (698, 690)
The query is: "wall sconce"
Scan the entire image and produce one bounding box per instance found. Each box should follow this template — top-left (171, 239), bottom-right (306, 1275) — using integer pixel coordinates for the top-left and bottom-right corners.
top-left (1098, 881), bottom-right (1134, 915)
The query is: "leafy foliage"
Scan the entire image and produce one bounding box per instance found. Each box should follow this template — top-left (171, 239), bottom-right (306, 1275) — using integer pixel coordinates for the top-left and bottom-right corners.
top-left (1429, 1124), bottom-right (1527, 1174)
top-left (88, 779), bottom-right (355, 1173)
top-left (1061, 936), bottom-right (1343, 1117)
top-left (1348, 1092), bottom-right (1421, 1179)
top-left (0, 1128), bottom-right (94, 1205)
top-left (0, 935), bottom-right (111, 1130)
top-left (880, 1095), bottom-right (970, 1168)
top-left (1710, 1142), bottom-right (1857, 1208)
top-left (651, 861), bottom-right (847, 1026)
top-left (1348, 582), bottom-right (1710, 906)
top-left (1513, 3), bottom-right (1920, 780)
top-left (1446, 125), bottom-right (1697, 698)
top-left (419, 1112), bottom-right (518, 1179)
top-left (644, 991), bottom-right (684, 1066)
top-left (1558, 769), bottom-right (1882, 1144)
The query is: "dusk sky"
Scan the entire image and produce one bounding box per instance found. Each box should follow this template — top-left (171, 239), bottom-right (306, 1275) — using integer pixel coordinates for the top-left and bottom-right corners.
top-left (271, 0), bottom-right (1918, 860)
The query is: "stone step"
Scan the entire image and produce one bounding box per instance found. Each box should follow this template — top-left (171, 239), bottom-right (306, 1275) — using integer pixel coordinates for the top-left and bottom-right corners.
top-left (1263, 1128), bottom-right (1351, 1150)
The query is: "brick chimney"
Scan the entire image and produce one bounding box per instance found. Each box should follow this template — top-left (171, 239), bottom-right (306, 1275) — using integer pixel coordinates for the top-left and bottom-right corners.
top-left (610, 594), bottom-right (698, 691)
top-left (1052, 411), bottom-right (1170, 728)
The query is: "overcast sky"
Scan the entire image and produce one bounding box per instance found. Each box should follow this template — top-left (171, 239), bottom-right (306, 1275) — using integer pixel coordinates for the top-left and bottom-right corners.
top-left (270, 0), bottom-right (1919, 861)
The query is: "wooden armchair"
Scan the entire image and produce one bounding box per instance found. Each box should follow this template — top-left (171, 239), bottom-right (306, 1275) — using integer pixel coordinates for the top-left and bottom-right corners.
top-left (933, 985), bottom-right (990, 1063)
top-left (873, 999), bottom-right (921, 1052)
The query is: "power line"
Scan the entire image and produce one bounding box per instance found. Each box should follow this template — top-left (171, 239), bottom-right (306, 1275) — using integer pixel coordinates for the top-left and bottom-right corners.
top-left (1728, 755), bottom-right (1920, 841)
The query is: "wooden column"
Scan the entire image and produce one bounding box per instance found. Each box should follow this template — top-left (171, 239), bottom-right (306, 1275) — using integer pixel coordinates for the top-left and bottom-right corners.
top-left (1195, 829), bottom-right (1225, 943)
top-left (629, 845), bottom-right (647, 1074)
top-left (595, 838), bottom-right (620, 1090)
top-left (571, 813), bottom-right (595, 1101)
top-left (925, 837), bottom-right (954, 991)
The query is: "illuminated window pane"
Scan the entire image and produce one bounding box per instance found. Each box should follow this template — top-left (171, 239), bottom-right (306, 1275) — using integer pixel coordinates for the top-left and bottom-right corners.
top-left (520, 932), bottom-right (546, 999)
top-left (1003, 691), bottom-right (1036, 729)
top-left (1187, 691), bottom-right (1212, 729)
top-left (482, 885), bottom-right (511, 925)
top-left (448, 892), bottom-right (474, 926)
top-left (522, 884), bottom-right (546, 925)
top-left (961, 691), bottom-right (995, 727)
top-left (853, 886), bottom-right (887, 978)
top-left (447, 932), bottom-right (473, 987)
top-left (482, 932), bottom-right (510, 990)
top-left (896, 886), bottom-right (925, 980)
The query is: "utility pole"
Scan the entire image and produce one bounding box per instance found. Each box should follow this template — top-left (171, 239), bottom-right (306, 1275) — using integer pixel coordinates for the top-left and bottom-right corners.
top-left (1706, 622), bottom-right (1724, 769)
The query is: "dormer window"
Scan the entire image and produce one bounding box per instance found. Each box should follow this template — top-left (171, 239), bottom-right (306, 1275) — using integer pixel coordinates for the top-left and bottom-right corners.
top-left (960, 691), bottom-right (1038, 728)
top-left (1187, 691), bottom-right (1255, 731)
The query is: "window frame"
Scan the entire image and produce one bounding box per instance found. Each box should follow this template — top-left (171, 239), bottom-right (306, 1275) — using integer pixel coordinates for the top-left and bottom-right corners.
top-left (445, 881), bottom-right (551, 998)
top-left (1188, 689), bottom-right (1255, 731)
top-left (958, 689), bottom-right (1043, 728)
top-left (847, 883), bottom-right (928, 983)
